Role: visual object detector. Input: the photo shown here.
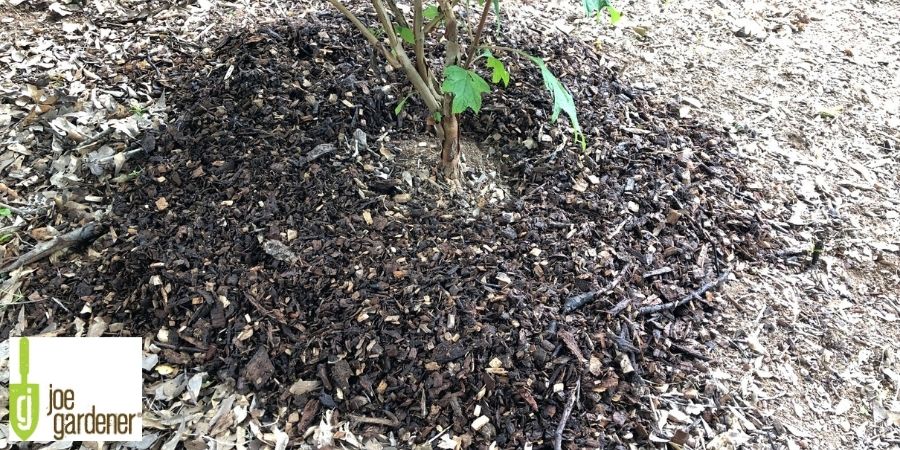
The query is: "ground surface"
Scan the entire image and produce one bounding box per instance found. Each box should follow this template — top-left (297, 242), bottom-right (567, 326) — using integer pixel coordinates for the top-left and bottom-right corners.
top-left (531, 0), bottom-right (900, 447)
top-left (0, 0), bottom-right (897, 449)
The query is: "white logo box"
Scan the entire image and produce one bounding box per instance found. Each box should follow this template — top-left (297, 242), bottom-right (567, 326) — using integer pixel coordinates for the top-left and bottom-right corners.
top-left (8, 337), bottom-right (142, 442)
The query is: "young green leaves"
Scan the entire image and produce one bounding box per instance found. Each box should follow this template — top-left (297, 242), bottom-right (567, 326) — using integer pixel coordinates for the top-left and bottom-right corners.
top-left (442, 52), bottom-right (583, 149)
top-left (440, 53), bottom-right (508, 115)
top-left (394, 93), bottom-right (412, 115)
top-left (423, 4), bottom-right (440, 20)
top-left (395, 26), bottom-right (415, 45)
top-left (483, 51), bottom-right (509, 87)
top-left (527, 56), bottom-right (585, 149)
top-left (441, 65), bottom-right (491, 114)
top-left (583, 0), bottom-right (621, 25)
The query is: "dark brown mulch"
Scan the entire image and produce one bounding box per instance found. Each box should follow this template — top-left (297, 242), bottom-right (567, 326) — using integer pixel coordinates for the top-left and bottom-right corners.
top-left (6, 8), bottom-right (771, 449)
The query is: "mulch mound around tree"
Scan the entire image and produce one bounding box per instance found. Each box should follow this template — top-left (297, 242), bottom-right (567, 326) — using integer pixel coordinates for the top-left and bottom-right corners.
top-left (7, 9), bottom-right (771, 449)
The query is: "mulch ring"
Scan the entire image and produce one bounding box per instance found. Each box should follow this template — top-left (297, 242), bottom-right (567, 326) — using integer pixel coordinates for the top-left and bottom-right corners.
top-left (6, 8), bottom-right (773, 449)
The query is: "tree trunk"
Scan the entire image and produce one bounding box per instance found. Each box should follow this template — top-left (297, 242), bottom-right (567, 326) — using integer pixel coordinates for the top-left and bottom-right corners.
top-left (439, 113), bottom-right (461, 179)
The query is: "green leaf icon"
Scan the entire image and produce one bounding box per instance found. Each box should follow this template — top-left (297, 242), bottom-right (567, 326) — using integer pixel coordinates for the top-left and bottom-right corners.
top-left (10, 337), bottom-right (40, 441)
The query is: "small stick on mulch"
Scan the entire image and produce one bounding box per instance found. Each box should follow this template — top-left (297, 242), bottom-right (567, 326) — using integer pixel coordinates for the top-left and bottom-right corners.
top-left (553, 378), bottom-right (580, 450)
top-left (0, 222), bottom-right (104, 274)
top-left (73, 127), bottom-right (114, 152)
top-left (290, 143), bottom-right (336, 167)
top-left (348, 414), bottom-right (400, 427)
top-left (153, 340), bottom-right (208, 353)
top-left (0, 201), bottom-right (47, 217)
top-left (637, 270), bottom-right (732, 316)
top-left (562, 264), bottom-right (631, 314)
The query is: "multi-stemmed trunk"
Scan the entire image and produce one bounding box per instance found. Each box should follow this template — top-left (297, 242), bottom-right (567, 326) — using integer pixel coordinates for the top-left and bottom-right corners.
top-left (326, 0), bottom-right (492, 180)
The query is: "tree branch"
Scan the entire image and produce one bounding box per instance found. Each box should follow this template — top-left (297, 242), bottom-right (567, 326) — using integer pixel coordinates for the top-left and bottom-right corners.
top-left (371, 0), bottom-right (402, 47)
top-left (463, 0), bottom-right (492, 68)
top-left (637, 270), bottom-right (732, 316)
top-left (437, 0), bottom-right (460, 66)
top-left (368, 0), bottom-right (441, 112)
top-left (460, 0), bottom-right (474, 42)
top-left (424, 15), bottom-right (441, 35)
top-left (385, 0), bottom-right (409, 28)
top-left (423, 0), bottom-right (459, 35)
top-left (413, 0), bottom-right (428, 81)
top-left (0, 222), bottom-right (104, 274)
top-left (562, 264), bottom-right (631, 314)
top-left (553, 379), bottom-right (579, 450)
top-left (325, 0), bottom-right (400, 68)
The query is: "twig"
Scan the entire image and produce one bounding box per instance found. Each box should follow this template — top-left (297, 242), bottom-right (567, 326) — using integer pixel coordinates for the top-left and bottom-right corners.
top-left (553, 378), bottom-right (579, 450)
top-left (51, 297), bottom-right (71, 314)
top-left (372, 0), bottom-right (402, 47)
top-left (413, 0), bottom-right (428, 80)
top-left (670, 342), bottom-right (710, 361)
top-left (0, 224), bottom-right (23, 235)
top-left (324, 0), bottom-right (401, 68)
top-left (371, 0), bottom-right (442, 111)
top-left (562, 264), bottom-right (631, 313)
top-left (606, 331), bottom-right (639, 353)
top-left (153, 341), bottom-right (208, 353)
top-left (463, 0), bottom-right (492, 68)
top-left (437, 0), bottom-right (461, 66)
top-left (0, 222), bottom-right (104, 274)
top-left (385, 0), bottom-right (409, 28)
top-left (423, 0), bottom-right (459, 34)
top-left (348, 413), bottom-right (400, 427)
top-left (642, 266), bottom-right (672, 278)
top-left (0, 202), bottom-right (31, 216)
top-left (735, 92), bottom-right (769, 108)
top-left (290, 144), bottom-right (336, 167)
top-left (94, 148), bottom-right (143, 165)
top-left (637, 270), bottom-right (731, 316)
top-left (73, 127), bottom-right (114, 152)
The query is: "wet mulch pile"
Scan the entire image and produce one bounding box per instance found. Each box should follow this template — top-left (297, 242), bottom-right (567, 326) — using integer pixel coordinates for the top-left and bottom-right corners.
top-left (8, 9), bottom-right (771, 449)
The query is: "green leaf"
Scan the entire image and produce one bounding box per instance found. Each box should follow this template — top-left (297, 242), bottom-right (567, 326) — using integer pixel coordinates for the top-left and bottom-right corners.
top-left (395, 26), bottom-right (415, 45)
top-left (433, 111), bottom-right (443, 122)
top-left (441, 65), bottom-right (491, 114)
top-left (424, 5), bottom-right (440, 20)
top-left (0, 233), bottom-right (12, 244)
top-left (528, 56), bottom-right (585, 149)
top-left (583, 0), bottom-right (621, 25)
top-left (0, 207), bottom-right (11, 218)
top-left (483, 52), bottom-right (509, 87)
top-left (395, 93), bottom-right (413, 115)
top-left (606, 3), bottom-right (622, 24)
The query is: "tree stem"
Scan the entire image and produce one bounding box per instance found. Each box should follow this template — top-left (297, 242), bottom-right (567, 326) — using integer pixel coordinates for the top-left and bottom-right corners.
top-left (413, 0), bottom-right (427, 81)
top-left (371, 0), bottom-right (401, 46)
top-left (463, 0), bottom-right (492, 68)
top-left (324, 0), bottom-right (400, 68)
top-left (372, 0), bottom-right (442, 112)
top-left (385, 0), bottom-right (409, 28)
top-left (437, 0), bottom-right (460, 66)
top-left (423, 0), bottom-right (459, 35)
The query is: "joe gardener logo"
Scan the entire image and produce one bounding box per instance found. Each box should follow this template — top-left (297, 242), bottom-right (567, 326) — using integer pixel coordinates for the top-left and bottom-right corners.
top-left (8, 337), bottom-right (142, 441)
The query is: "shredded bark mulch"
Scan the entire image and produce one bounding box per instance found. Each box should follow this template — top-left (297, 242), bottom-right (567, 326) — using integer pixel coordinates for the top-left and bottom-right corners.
top-left (3, 8), bottom-right (772, 448)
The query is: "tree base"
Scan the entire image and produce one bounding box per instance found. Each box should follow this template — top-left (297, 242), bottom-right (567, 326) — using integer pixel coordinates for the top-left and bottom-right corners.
top-left (439, 113), bottom-right (461, 180)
